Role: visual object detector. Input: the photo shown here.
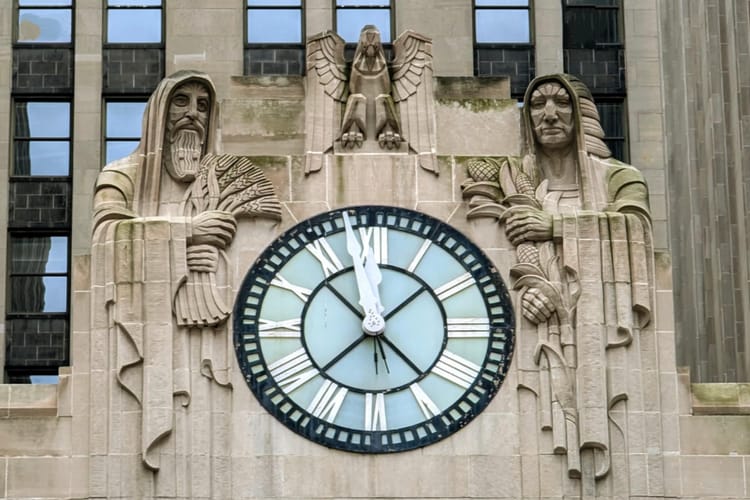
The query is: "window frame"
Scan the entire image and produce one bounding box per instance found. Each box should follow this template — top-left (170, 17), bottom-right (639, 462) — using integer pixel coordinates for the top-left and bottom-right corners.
top-left (472, 0), bottom-right (534, 49)
top-left (245, 0), bottom-right (305, 47)
top-left (6, 232), bottom-right (71, 317)
top-left (102, 97), bottom-right (148, 166)
top-left (333, 0), bottom-right (393, 45)
top-left (11, 98), bottom-right (73, 178)
top-left (103, 0), bottom-right (164, 47)
top-left (14, 0), bottom-right (74, 46)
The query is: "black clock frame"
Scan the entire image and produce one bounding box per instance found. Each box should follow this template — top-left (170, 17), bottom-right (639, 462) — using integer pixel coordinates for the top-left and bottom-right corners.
top-left (233, 205), bottom-right (515, 453)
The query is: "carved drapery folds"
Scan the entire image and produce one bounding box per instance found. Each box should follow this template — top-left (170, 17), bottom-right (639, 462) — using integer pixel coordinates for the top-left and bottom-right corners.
top-left (90, 70), bottom-right (281, 495)
top-left (304, 26), bottom-right (437, 174)
top-left (462, 74), bottom-right (655, 491)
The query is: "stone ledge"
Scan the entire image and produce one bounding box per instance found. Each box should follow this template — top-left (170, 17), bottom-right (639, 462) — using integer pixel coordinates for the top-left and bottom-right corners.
top-left (691, 383), bottom-right (750, 415)
top-left (0, 383), bottom-right (58, 417)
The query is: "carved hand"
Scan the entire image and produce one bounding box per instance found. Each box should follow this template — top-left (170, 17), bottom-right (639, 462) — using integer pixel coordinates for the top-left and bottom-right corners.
top-left (189, 210), bottom-right (237, 249)
top-left (504, 207), bottom-right (553, 246)
top-left (521, 287), bottom-right (556, 324)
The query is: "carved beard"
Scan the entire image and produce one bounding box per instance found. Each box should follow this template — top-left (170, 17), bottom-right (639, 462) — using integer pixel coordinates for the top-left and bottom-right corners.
top-left (165, 128), bottom-right (204, 182)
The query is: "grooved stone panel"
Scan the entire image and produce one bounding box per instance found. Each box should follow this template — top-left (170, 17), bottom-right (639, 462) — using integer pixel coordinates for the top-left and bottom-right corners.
top-left (103, 47), bottom-right (164, 94)
top-left (244, 47), bottom-right (305, 76)
top-left (474, 47), bottom-right (534, 97)
top-left (564, 48), bottom-right (625, 94)
top-left (9, 180), bottom-right (71, 229)
top-left (12, 48), bottom-right (74, 94)
top-left (661, 0), bottom-right (750, 382)
top-left (5, 317), bottom-right (69, 369)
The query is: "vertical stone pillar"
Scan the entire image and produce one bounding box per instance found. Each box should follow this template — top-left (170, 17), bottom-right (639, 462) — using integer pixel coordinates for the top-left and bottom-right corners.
top-left (396, 0), bottom-right (473, 76)
top-left (306, 0), bottom-right (333, 38)
top-left (165, 0), bottom-right (244, 97)
top-left (534, 0), bottom-right (563, 75)
top-left (0, 0), bottom-right (12, 382)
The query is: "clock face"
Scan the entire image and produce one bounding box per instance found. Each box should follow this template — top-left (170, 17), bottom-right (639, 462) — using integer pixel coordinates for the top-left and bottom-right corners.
top-left (234, 206), bottom-right (514, 453)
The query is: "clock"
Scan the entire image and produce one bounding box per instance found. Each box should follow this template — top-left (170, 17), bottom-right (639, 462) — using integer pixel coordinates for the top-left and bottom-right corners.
top-left (233, 206), bottom-right (514, 453)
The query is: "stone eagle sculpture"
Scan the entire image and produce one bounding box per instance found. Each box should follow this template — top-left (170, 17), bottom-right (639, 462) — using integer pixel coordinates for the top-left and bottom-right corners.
top-left (304, 25), bottom-right (437, 175)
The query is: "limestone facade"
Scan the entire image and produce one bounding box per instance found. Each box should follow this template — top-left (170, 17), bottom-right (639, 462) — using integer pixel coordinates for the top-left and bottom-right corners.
top-left (0, 1), bottom-right (749, 499)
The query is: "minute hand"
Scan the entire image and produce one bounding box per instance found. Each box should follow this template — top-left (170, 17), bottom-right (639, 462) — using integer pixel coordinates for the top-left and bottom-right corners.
top-left (342, 214), bottom-right (384, 334)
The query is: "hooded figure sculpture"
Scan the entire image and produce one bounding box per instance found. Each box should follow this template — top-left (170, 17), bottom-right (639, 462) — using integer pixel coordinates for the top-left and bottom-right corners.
top-left (464, 73), bottom-right (655, 492)
top-left (89, 70), bottom-right (280, 495)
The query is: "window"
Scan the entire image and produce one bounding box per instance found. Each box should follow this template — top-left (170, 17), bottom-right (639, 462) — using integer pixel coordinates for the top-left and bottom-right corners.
top-left (563, 0), bottom-right (620, 49)
top-left (106, 0), bottom-right (163, 44)
top-left (247, 0), bottom-right (303, 44)
top-left (13, 100), bottom-right (71, 176)
top-left (335, 0), bottom-right (392, 43)
top-left (8, 235), bottom-right (68, 315)
top-left (104, 100), bottom-right (147, 164)
top-left (596, 99), bottom-right (626, 161)
top-left (16, 0), bottom-right (72, 44)
top-left (474, 0), bottom-right (531, 44)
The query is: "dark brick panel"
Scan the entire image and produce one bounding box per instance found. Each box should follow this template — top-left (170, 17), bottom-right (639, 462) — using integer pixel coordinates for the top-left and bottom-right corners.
top-left (564, 48), bottom-right (626, 94)
top-left (475, 47), bottom-right (534, 98)
top-left (12, 48), bottom-right (74, 94)
top-left (245, 47), bottom-right (304, 76)
top-left (5, 317), bottom-right (69, 369)
top-left (9, 180), bottom-right (71, 229)
top-left (103, 47), bottom-right (164, 94)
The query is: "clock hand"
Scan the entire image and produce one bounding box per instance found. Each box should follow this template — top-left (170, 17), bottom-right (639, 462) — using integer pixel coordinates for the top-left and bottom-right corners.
top-left (343, 213), bottom-right (385, 335)
top-left (375, 336), bottom-right (390, 374)
top-left (373, 339), bottom-right (379, 375)
top-left (364, 246), bottom-right (384, 314)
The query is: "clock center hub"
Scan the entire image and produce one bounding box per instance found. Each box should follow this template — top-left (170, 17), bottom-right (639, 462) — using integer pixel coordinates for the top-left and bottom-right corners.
top-left (362, 310), bottom-right (385, 336)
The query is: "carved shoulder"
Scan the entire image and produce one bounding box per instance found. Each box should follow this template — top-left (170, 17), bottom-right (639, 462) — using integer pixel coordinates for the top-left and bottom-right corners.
top-left (605, 161), bottom-right (651, 221)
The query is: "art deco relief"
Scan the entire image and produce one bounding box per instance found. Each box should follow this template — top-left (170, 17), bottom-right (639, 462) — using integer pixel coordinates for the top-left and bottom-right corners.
top-left (304, 25), bottom-right (437, 174)
top-left (89, 70), bottom-right (281, 494)
top-left (463, 74), bottom-right (655, 489)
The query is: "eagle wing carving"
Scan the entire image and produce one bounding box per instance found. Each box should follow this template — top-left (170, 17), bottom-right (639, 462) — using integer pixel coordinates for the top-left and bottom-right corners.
top-left (391, 30), bottom-right (437, 174)
top-left (304, 31), bottom-right (348, 174)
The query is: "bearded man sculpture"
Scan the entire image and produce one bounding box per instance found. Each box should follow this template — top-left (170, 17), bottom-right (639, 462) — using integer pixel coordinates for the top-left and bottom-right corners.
top-left (464, 74), bottom-right (654, 493)
top-left (90, 70), bottom-right (280, 495)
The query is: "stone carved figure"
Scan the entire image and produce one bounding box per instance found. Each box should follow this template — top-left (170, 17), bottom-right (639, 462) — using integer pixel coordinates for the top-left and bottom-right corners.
top-left (304, 25), bottom-right (437, 174)
top-left (463, 74), bottom-right (654, 491)
top-left (90, 70), bottom-right (280, 495)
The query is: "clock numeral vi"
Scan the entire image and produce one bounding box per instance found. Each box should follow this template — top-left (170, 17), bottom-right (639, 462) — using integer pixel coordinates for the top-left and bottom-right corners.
top-left (433, 350), bottom-right (481, 389)
top-left (308, 380), bottom-right (348, 423)
top-left (364, 392), bottom-right (387, 431)
top-left (268, 348), bottom-right (317, 393)
top-left (306, 237), bottom-right (344, 277)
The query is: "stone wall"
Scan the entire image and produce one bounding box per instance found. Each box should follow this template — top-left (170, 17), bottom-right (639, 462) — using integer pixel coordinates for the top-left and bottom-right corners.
top-left (660, 0), bottom-right (750, 382)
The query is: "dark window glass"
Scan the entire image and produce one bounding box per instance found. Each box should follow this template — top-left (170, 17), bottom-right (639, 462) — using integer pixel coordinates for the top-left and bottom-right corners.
top-left (13, 101), bottom-right (71, 176)
top-left (335, 1), bottom-right (391, 43)
top-left (8, 236), bottom-right (68, 314)
top-left (106, 0), bottom-right (162, 44)
top-left (105, 100), bottom-right (146, 164)
top-left (474, 1), bottom-right (530, 44)
top-left (563, 2), bottom-right (620, 48)
top-left (17, 1), bottom-right (72, 43)
top-left (247, 0), bottom-right (302, 43)
top-left (596, 100), bottom-right (627, 161)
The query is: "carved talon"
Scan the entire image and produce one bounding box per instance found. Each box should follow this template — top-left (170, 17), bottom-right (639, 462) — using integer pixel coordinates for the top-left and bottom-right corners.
top-left (378, 131), bottom-right (402, 150)
top-left (342, 130), bottom-right (364, 149)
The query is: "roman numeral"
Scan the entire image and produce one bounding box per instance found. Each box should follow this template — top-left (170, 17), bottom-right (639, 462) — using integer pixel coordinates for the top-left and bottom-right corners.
top-left (446, 318), bottom-right (490, 338)
top-left (307, 380), bottom-right (348, 423)
top-left (358, 227), bottom-right (388, 264)
top-left (434, 272), bottom-right (474, 301)
top-left (305, 237), bottom-right (344, 277)
top-left (268, 348), bottom-right (317, 393)
top-left (270, 274), bottom-right (311, 302)
top-left (433, 350), bottom-right (481, 389)
top-left (258, 318), bottom-right (301, 338)
top-left (364, 392), bottom-right (387, 431)
top-left (409, 383), bottom-right (441, 420)
top-left (407, 239), bottom-right (432, 272)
